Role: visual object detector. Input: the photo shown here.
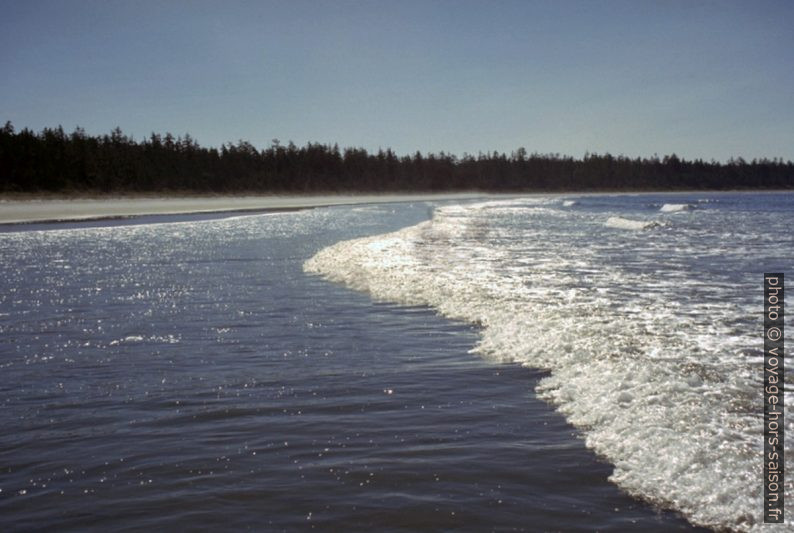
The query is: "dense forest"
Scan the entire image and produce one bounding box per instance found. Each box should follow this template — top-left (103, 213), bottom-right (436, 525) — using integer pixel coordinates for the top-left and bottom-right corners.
top-left (1, 122), bottom-right (792, 193)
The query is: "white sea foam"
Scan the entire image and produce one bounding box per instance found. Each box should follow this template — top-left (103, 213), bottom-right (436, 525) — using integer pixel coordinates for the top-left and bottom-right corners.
top-left (305, 198), bottom-right (792, 532)
top-left (605, 216), bottom-right (662, 230)
top-left (562, 200), bottom-right (578, 207)
top-left (660, 203), bottom-right (694, 212)
top-left (109, 334), bottom-right (180, 346)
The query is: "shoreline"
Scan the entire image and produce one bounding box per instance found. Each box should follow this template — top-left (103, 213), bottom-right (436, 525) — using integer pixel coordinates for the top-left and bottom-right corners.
top-left (0, 192), bottom-right (494, 225)
top-left (0, 189), bottom-right (789, 226)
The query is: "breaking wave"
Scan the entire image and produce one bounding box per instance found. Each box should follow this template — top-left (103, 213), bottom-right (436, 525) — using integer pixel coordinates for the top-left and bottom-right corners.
top-left (605, 216), bottom-right (662, 230)
top-left (305, 197), bottom-right (792, 532)
top-left (660, 203), bottom-right (694, 213)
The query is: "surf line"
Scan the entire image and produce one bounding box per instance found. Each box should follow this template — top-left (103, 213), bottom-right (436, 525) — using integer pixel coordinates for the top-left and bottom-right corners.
top-left (764, 273), bottom-right (784, 523)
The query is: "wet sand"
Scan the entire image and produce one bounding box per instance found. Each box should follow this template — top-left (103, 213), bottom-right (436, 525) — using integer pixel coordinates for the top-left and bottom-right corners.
top-left (0, 193), bottom-right (492, 224)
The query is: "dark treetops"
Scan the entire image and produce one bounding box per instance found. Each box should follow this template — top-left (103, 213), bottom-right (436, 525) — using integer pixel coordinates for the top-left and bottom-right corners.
top-left (1, 122), bottom-right (792, 193)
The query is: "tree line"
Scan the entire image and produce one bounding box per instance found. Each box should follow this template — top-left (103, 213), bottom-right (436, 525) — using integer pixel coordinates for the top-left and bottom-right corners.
top-left (1, 122), bottom-right (792, 193)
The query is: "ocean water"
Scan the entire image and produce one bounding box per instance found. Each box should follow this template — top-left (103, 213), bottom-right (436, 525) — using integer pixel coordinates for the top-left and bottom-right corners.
top-left (306, 192), bottom-right (794, 532)
top-left (0, 193), bottom-right (788, 531)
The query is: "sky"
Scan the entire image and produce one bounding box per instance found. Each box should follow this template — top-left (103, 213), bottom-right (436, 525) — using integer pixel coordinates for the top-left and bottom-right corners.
top-left (1, 0), bottom-right (792, 161)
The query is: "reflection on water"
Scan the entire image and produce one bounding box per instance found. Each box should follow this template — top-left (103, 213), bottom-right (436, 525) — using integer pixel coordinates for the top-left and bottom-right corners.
top-left (2, 200), bottom-right (707, 531)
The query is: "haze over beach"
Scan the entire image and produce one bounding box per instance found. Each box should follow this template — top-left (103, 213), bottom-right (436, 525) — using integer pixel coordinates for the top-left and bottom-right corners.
top-left (1, 1), bottom-right (792, 532)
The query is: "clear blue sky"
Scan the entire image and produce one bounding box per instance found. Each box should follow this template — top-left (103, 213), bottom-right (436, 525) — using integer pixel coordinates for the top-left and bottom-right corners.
top-left (1, 0), bottom-right (792, 161)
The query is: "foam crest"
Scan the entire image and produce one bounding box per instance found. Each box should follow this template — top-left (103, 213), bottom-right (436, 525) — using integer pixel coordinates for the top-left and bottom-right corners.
top-left (305, 199), bottom-right (792, 531)
top-left (605, 216), bottom-right (662, 230)
top-left (660, 203), bottom-right (694, 212)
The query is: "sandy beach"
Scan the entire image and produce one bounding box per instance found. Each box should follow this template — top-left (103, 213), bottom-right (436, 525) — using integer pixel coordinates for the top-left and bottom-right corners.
top-left (0, 193), bottom-right (492, 225)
